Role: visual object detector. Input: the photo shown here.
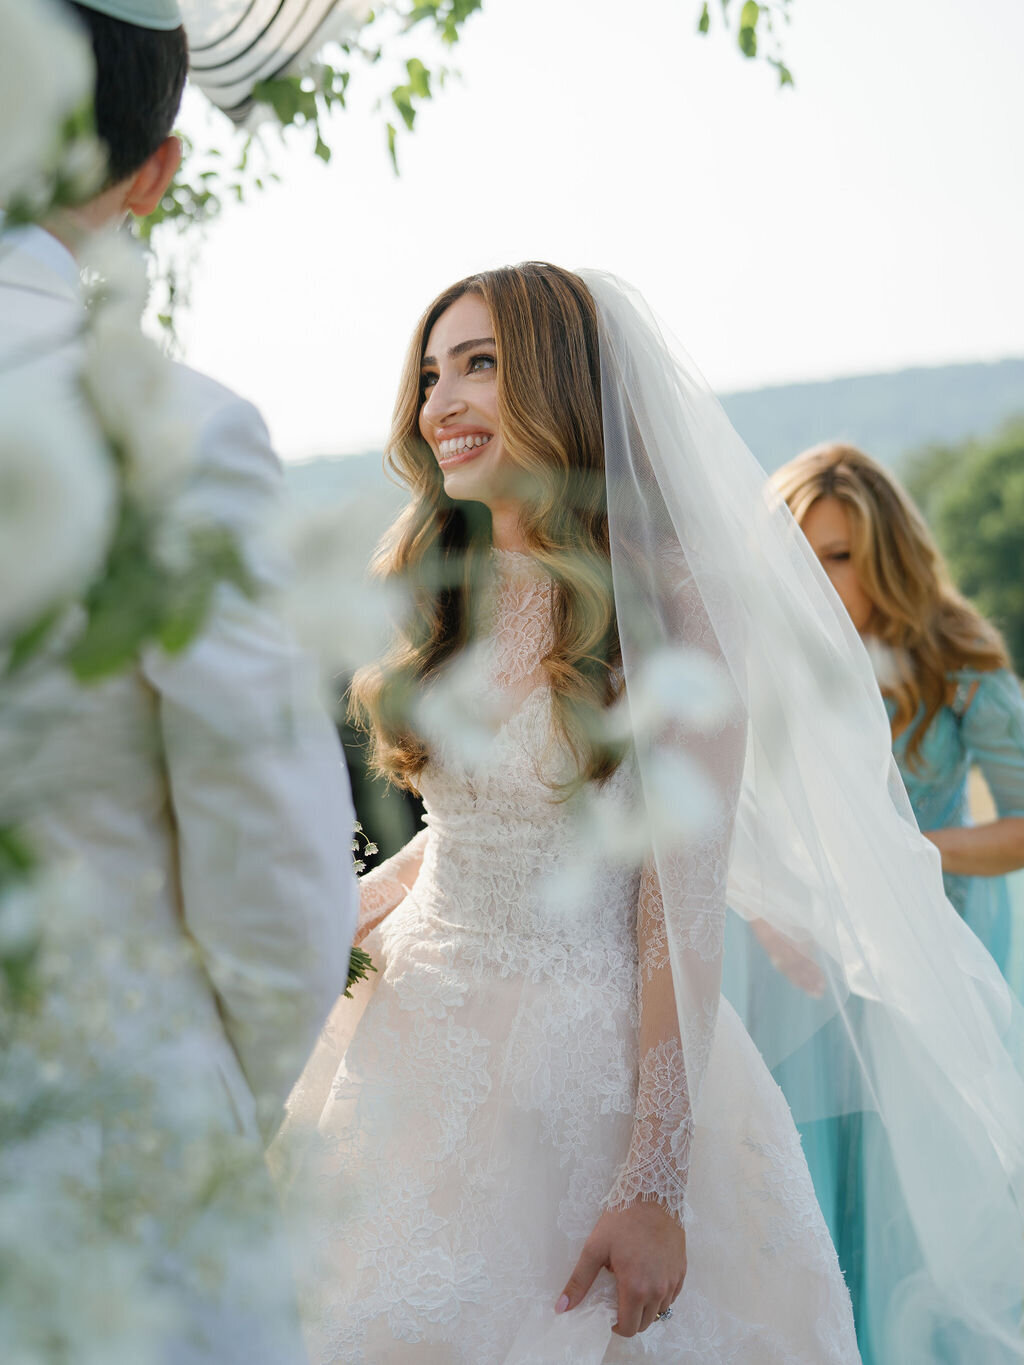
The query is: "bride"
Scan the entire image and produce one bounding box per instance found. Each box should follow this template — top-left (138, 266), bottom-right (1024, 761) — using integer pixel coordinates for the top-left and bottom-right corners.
top-left (280, 264), bottom-right (1024, 1364)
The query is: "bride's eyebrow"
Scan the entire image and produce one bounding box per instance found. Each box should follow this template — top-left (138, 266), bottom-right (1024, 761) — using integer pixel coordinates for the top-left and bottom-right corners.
top-left (421, 337), bottom-right (496, 366)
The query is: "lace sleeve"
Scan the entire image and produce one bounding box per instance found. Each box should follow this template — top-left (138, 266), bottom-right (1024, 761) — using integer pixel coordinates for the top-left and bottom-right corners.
top-left (356, 827), bottom-right (429, 943)
top-left (604, 863), bottom-right (694, 1226)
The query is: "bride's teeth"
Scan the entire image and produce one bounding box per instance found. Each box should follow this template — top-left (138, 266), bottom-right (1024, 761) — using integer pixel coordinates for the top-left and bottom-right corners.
top-left (440, 434), bottom-right (491, 458)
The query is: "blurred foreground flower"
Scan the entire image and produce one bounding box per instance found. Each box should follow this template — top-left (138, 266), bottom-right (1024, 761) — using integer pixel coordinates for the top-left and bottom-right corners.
top-left (0, 862), bottom-right (296, 1363)
top-left (81, 234), bottom-right (198, 503)
top-left (0, 0), bottom-right (104, 214)
top-left (0, 15), bottom-right (302, 1361)
top-left (2, 229), bottom-right (248, 680)
top-left (274, 485), bottom-right (406, 691)
top-left (0, 372), bottom-right (117, 639)
top-left (605, 644), bottom-right (740, 745)
top-left (410, 639), bottom-right (508, 769)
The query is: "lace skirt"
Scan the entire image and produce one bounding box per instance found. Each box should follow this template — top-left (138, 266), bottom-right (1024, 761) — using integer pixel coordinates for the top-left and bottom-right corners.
top-left (278, 896), bottom-right (859, 1365)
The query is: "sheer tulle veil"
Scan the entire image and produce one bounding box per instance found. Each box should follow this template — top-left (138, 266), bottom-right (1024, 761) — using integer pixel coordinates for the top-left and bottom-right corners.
top-left (583, 267), bottom-right (1024, 1361)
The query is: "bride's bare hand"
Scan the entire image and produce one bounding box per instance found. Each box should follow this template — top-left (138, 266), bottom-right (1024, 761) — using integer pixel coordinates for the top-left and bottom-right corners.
top-left (556, 1203), bottom-right (686, 1337)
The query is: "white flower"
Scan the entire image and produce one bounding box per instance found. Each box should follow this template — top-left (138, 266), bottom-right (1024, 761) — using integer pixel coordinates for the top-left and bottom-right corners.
top-left (274, 487), bottom-right (406, 681)
top-left (607, 645), bottom-right (740, 744)
top-left (644, 749), bottom-right (723, 846)
top-left (412, 642), bottom-right (505, 767)
top-left (0, 1190), bottom-right (172, 1365)
top-left (80, 229), bottom-right (151, 323)
top-left (82, 311), bottom-right (197, 501)
top-left (0, 0), bottom-right (97, 204)
top-left (0, 881), bottom-right (42, 958)
top-left (78, 232), bottom-right (198, 502)
top-left (0, 371), bottom-right (117, 637)
top-left (863, 635), bottom-right (906, 690)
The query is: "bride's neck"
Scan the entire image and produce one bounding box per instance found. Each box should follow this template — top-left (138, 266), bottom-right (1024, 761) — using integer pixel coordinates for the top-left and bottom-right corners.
top-left (489, 503), bottom-right (529, 554)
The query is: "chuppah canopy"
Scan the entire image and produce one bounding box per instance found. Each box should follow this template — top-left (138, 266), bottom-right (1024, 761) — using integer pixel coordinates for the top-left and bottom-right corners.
top-left (178, 0), bottom-right (371, 120)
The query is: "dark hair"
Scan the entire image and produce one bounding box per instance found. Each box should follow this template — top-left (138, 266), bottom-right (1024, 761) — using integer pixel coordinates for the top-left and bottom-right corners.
top-left (66, 2), bottom-right (189, 183)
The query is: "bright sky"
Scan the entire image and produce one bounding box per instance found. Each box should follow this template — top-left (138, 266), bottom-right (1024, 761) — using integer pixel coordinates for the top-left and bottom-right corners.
top-left (172, 0), bottom-right (1024, 461)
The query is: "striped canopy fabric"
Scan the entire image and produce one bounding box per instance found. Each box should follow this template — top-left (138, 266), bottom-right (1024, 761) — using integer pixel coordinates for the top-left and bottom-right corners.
top-left (180, 0), bottom-right (371, 120)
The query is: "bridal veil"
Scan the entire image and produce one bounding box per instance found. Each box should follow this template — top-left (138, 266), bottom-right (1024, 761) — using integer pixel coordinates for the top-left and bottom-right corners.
top-left (585, 267), bottom-right (1024, 1362)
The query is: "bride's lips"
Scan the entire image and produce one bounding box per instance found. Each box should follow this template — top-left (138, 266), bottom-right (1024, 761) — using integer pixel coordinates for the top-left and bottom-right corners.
top-left (435, 429), bottom-right (494, 470)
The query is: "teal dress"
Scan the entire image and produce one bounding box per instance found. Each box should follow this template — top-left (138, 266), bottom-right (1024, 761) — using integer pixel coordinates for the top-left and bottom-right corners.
top-left (724, 667), bottom-right (1024, 1364)
top-left (891, 668), bottom-right (1024, 985)
top-left (858, 669), bottom-right (1024, 1361)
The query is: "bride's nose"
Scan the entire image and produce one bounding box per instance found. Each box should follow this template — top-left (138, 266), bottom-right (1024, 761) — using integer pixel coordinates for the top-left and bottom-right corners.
top-left (422, 372), bottom-right (465, 426)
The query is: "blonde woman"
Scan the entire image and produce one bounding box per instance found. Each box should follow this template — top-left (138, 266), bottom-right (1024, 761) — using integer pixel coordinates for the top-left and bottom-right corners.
top-left (774, 443), bottom-right (1024, 978)
top-left (765, 442), bottom-right (1024, 1365)
top-left (281, 267), bottom-right (1024, 1365)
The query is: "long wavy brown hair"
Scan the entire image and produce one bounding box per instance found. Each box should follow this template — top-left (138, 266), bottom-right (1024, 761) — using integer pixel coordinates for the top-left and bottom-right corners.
top-left (349, 262), bottom-right (623, 793)
top-left (773, 442), bottom-right (1009, 767)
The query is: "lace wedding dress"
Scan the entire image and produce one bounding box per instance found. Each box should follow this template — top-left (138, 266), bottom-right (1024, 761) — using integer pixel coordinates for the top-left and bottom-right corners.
top-left (283, 550), bottom-right (859, 1365)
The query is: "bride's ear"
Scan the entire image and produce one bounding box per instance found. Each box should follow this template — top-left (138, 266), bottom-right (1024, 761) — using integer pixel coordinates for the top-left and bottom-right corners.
top-left (123, 135), bottom-right (182, 220)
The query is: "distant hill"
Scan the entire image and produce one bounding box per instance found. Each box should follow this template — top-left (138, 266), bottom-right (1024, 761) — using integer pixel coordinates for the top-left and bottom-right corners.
top-left (286, 447), bottom-right (394, 506)
top-left (720, 357), bottom-right (1024, 473)
top-left (285, 357), bottom-right (1024, 500)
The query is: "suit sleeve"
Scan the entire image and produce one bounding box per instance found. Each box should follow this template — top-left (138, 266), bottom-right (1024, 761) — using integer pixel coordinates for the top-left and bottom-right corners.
top-left (141, 393), bottom-right (358, 1139)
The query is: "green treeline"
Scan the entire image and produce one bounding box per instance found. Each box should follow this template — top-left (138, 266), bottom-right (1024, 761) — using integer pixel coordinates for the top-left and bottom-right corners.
top-left (902, 419), bottom-right (1024, 675)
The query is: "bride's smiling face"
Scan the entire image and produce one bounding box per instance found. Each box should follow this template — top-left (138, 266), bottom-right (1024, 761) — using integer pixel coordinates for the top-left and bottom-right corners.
top-left (418, 293), bottom-right (512, 507)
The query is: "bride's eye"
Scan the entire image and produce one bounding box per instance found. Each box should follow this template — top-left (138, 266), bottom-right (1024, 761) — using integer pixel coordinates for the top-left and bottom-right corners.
top-left (468, 354), bottom-right (495, 373)
top-left (420, 370), bottom-right (438, 393)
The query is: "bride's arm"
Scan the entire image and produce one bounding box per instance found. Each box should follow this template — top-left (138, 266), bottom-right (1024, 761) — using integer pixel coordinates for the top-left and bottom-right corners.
top-left (605, 865), bottom-right (693, 1222)
top-left (555, 864), bottom-right (690, 1338)
top-left (558, 694), bottom-right (746, 1335)
top-left (355, 826), bottom-right (429, 943)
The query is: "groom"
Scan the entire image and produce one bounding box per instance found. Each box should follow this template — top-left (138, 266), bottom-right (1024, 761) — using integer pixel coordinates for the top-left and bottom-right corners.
top-left (0, 1), bottom-right (357, 1360)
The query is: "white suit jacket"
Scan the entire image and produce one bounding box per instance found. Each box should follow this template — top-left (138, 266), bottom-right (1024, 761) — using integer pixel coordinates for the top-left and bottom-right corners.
top-left (0, 231), bottom-right (358, 1362)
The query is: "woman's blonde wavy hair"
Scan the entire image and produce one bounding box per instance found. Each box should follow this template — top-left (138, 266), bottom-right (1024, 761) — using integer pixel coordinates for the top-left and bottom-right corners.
top-left (773, 442), bottom-right (1009, 767)
top-left (349, 262), bottom-right (622, 793)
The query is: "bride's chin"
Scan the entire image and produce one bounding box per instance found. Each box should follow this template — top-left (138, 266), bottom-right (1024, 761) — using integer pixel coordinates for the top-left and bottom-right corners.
top-left (440, 466), bottom-right (492, 499)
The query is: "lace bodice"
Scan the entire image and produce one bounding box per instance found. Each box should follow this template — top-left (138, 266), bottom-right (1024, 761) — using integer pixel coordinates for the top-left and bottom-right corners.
top-left (356, 550), bottom-right (692, 1222)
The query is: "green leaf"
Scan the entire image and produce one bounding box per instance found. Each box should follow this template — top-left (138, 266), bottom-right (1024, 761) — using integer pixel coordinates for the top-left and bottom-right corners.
top-left (738, 0), bottom-right (760, 55)
top-left (314, 134), bottom-right (332, 164)
top-left (68, 594), bottom-right (160, 680)
top-left (406, 57), bottom-right (432, 99)
top-left (0, 827), bottom-right (36, 882)
top-left (4, 606), bottom-right (63, 676)
top-left (66, 505), bottom-right (165, 680)
top-left (1, 944), bottom-right (43, 1012)
top-left (158, 585), bottom-right (214, 654)
top-left (387, 121), bottom-right (399, 174)
top-left (391, 84), bottom-right (417, 132)
top-left (252, 75), bottom-right (309, 126)
top-left (697, 2), bottom-right (711, 34)
top-left (405, 3), bottom-right (442, 29)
